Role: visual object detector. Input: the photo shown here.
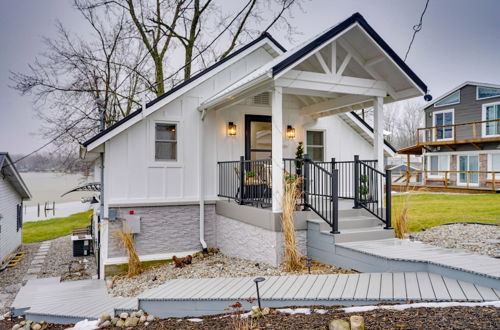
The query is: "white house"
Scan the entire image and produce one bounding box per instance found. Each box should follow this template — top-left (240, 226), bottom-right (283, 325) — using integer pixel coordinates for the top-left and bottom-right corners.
top-left (81, 13), bottom-right (428, 277)
top-left (0, 153), bottom-right (31, 263)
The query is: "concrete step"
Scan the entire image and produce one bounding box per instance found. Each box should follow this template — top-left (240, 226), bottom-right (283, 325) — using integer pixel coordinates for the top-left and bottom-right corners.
top-left (311, 215), bottom-right (383, 231)
top-left (326, 226), bottom-right (395, 243)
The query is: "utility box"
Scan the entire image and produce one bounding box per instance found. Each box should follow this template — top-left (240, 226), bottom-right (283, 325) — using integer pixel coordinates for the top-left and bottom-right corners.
top-left (72, 234), bottom-right (92, 257)
top-left (123, 215), bottom-right (141, 234)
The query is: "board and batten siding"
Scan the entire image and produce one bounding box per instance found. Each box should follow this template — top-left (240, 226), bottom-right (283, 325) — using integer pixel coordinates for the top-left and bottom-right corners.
top-left (103, 47), bottom-right (276, 207)
top-left (0, 177), bottom-right (22, 262)
top-left (424, 85), bottom-right (500, 142)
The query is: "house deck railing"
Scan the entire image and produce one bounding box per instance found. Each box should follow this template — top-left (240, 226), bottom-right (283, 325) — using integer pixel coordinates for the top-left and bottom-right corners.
top-left (417, 118), bottom-right (500, 145)
top-left (217, 155), bottom-right (392, 233)
top-left (392, 169), bottom-right (500, 190)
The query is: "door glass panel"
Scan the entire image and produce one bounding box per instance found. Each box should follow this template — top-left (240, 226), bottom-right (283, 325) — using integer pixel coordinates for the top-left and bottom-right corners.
top-left (246, 118), bottom-right (272, 160)
top-left (469, 156), bottom-right (479, 183)
top-left (430, 156), bottom-right (439, 175)
top-left (435, 111), bottom-right (453, 139)
top-left (485, 105), bottom-right (500, 136)
top-left (459, 156), bottom-right (467, 182)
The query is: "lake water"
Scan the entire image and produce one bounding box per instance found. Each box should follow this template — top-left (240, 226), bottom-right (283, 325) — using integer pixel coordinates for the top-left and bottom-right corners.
top-left (19, 172), bottom-right (95, 222)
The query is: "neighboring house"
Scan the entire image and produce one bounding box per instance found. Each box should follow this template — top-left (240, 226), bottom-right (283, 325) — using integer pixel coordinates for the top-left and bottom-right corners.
top-left (0, 153), bottom-right (31, 263)
top-left (388, 163), bottom-right (422, 183)
top-left (399, 82), bottom-right (500, 191)
top-left (81, 13), bottom-right (428, 277)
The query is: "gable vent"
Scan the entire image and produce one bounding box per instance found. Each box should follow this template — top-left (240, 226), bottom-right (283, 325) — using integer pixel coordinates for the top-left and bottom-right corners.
top-left (252, 92), bottom-right (270, 105)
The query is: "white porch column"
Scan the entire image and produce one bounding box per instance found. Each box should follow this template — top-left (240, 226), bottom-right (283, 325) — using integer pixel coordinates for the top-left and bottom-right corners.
top-left (373, 96), bottom-right (384, 171)
top-left (272, 87), bottom-right (284, 213)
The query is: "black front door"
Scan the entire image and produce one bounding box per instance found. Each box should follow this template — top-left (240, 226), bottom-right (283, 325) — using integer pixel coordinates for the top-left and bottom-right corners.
top-left (245, 115), bottom-right (272, 160)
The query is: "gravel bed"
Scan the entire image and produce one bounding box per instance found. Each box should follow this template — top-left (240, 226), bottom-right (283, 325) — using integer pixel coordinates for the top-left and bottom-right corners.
top-left (0, 242), bottom-right (40, 313)
top-left (39, 235), bottom-right (97, 281)
top-left (411, 223), bottom-right (500, 257)
top-left (2, 305), bottom-right (499, 329)
top-left (109, 251), bottom-right (354, 297)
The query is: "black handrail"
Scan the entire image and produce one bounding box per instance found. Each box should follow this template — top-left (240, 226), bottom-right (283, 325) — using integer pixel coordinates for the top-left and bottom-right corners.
top-left (303, 155), bottom-right (339, 233)
top-left (353, 155), bottom-right (392, 229)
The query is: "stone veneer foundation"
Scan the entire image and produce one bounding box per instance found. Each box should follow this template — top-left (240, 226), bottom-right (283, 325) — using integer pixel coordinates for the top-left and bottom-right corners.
top-left (107, 204), bottom-right (216, 258)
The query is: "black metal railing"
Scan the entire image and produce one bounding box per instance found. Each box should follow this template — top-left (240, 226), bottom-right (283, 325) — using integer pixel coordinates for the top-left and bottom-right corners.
top-left (353, 155), bottom-right (392, 229)
top-left (303, 155), bottom-right (339, 233)
top-left (217, 157), bottom-right (272, 207)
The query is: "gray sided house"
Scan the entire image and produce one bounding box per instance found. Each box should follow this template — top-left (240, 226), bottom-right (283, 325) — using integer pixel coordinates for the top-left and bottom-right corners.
top-left (0, 153), bottom-right (31, 263)
top-left (399, 82), bottom-right (500, 191)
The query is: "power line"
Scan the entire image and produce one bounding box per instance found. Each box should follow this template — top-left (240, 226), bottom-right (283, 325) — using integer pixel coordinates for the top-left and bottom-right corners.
top-left (404, 0), bottom-right (430, 61)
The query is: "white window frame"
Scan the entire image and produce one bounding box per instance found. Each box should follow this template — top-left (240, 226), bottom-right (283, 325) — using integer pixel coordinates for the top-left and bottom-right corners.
top-left (306, 129), bottom-right (326, 162)
top-left (481, 101), bottom-right (500, 138)
top-left (488, 153), bottom-right (500, 180)
top-left (150, 119), bottom-right (182, 167)
top-left (456, 154), bottom-right (480, 186)
top-left (476, 86), bottom-right (500, 101)
top-left (426, 154), bottom-right (449, 178)
top-left (434, 90), bottom-right (460, 107)
top-left (432, 109), bottom-right (455, 141)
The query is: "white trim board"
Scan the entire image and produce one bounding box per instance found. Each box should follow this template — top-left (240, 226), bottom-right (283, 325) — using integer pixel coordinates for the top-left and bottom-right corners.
top-left (481, 101), bottom-right (500, 138)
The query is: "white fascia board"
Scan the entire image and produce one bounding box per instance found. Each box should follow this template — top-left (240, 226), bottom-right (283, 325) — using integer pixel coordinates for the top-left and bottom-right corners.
top-left (86, 38), bottom-right (282, 152)
top-left (4, 156), bottom-right (32, 199)
top-left (144, 38), bottom-right (281, 118)
top-left (354, 23), bottom-right (426, 97)
top-left (273, 24), bottom-right (357, 80)
top-left (344, 112), bottom-right (396, 157)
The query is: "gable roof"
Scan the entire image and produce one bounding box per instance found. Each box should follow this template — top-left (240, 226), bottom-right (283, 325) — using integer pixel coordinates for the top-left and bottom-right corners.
top-left (271, 12), bottom-right (427, 93)
top-left (0, 153), bottom-right (31, 199)
top-left (423, 81), bottom-right (500, 110)
top-left (82, 33), bottom-right (286, 148)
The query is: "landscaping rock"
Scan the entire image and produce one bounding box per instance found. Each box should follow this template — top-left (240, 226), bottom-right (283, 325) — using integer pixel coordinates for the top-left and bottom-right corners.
top-left (99, 320), bottom-right (111, 328)
top-left (3, 312), bottom-right (11, 319)
top-left (136, 310), bottom-right (144, 318)
top-left (139, 315), bottom-right (146, 323)
top-left (146, 314), bottom-right (155, 322)
top-left (124, 317), bottom-right (139, 327)
top-left (116, 319), bottom-right (125, 327)
top-left (350, 315), bottom-right (364, 330)
top-left (262, 307), bottom-right (270, 316)
top-left (31, 323), bottom-right (41, 330)
top-left (119, 312), bottom-right (128, 319)
top-left (329, 319), bottom-right (350, 330)
top-left (11, 324), bottom-right (21, 330)
top-left (99, 312), bottom-right (111, 323)
top-left (110, 317), bottom-right (118, 325)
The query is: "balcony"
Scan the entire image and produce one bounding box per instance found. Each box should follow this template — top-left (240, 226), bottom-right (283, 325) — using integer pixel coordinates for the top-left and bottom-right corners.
top-left (417, 118), bottom-right (500, 150)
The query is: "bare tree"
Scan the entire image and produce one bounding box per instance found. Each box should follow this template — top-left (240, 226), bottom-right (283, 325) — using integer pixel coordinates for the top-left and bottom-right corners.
top-left (11, 0), bottom-right (302, 158)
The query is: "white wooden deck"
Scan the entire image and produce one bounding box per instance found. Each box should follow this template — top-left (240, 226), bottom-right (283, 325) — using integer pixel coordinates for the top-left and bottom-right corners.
top-left (14, 273), bottom-right (500, 323)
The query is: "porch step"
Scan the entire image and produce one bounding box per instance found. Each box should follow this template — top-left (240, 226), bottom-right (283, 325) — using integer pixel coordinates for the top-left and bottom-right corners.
top-left (328, 226), bottom-right (395, 243)
top-left (311, 214), bottom-right (383, 230)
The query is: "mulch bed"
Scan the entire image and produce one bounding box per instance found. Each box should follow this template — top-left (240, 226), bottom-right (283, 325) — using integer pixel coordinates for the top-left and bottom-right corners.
top-left (2, 305), bottom-right (499, 329)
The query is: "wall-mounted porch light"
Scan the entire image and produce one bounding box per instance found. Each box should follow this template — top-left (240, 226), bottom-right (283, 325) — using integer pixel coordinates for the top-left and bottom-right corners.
top-left (286, 125), bottom-right (296, 139)
top-left (227, 122), bottom-right (237, 136)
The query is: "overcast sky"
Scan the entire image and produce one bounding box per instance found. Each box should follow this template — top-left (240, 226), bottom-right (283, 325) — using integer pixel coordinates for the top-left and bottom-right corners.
top-left (1, 0), bottom-right (499, 154)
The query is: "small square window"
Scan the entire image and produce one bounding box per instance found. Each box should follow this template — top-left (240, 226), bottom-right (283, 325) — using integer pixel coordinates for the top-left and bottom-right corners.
top-left (155, 123), bottom-right (177, 161)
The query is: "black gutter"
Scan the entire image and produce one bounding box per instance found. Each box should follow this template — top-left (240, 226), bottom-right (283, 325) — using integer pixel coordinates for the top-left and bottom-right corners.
top-left (82, 33), bottom-right (286, 148)
top-left (272, 12), bottom-right (428, 94)
top-left (349, 111), bottom-right (397, 153)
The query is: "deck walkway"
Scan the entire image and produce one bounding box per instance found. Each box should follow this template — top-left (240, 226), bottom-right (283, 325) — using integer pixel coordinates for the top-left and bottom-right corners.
top-left (335, 239), bottom-right (500, 289)
top-left (13, 272), bottom-right (500, 323)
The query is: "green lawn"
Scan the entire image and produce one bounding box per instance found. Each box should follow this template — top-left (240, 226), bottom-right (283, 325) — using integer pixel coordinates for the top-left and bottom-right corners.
top-left (392, 193), bottom-right (500, 232)
top-left (23, 210), bottom-right (93, 243)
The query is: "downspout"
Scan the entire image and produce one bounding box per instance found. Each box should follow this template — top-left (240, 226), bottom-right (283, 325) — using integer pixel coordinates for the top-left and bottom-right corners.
top-left (198, 108), bottom-right (208, 252)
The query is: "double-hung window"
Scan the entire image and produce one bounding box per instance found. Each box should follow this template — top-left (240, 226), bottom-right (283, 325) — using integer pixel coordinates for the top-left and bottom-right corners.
top-left (482, 102), bottom-right (500, 137)
top-left (433, 110), bottom-right (454, 140)
top-left (155, 123), bottom-right (177, 161)
top-left (306, 130), bottom-right (324, 162)
top-left (427, 155), bottom-right (448, 177)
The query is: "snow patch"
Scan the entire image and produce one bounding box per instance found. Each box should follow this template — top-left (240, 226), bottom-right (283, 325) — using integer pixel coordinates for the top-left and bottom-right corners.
top-left (343, 301), bottom-right (500, 313)
top-left (314, 309), bottom-right (329, 314)
top-left (277, 308), bottom-right (311, 315)
top-left (65, 319), bottom-right (99, 330)
top-left (187, 318), bottom-right (203, 322)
